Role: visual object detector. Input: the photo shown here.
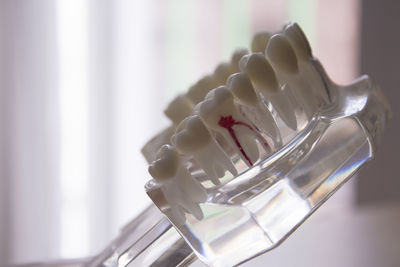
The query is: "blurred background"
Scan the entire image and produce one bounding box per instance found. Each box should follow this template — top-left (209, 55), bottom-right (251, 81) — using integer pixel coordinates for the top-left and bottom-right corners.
top-left (0, 0), bottom-right (399, 266)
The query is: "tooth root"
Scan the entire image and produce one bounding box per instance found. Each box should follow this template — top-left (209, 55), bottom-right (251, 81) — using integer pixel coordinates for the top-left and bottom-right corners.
top-left (173, 115), bottom-right (236, 185)
top-left (176, 167), bottom-right (207, 203)
top-left (148, 145), bottom-right (206, 224)
top-left (234, 126), bottom-right (260, 165)
top-left (288, 79), bottom-right (319, 120)
top-left (255, 104), bottom-right (282, 147)
top-left (194, 139), bottom-right (238, 185)
top-left (267, 93), bottom-right (298, 130)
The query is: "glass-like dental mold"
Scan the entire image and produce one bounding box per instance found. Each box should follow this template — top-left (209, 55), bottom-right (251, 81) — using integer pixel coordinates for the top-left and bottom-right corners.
top-left (143, 23), bottom-right (391, 267)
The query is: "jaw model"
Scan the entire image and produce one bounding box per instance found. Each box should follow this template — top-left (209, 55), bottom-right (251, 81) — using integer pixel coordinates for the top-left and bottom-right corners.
top-left (139, 22), bottom-right (391, 267)
top-left (145, 23), bottom-right (345, 226)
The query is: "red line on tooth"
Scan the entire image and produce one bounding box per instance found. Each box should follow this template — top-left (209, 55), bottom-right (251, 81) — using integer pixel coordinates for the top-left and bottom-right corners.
top-left (218, 115), bottom-right (271, 167)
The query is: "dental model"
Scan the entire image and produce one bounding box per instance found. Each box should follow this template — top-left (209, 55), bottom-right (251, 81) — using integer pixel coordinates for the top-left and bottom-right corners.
top-left (148, 144), bottom-right (207, 225)
top-left (85, 22), bottom-right (390, 267)
top-left (243, 52), bottom-right (298, 130)
top-left (171, 115), bottom-right (237, 185)
top-left (196, 86), bottom-right (271, 167)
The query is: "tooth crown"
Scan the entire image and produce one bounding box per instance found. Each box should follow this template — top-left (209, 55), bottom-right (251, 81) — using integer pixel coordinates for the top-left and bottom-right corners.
top-left (251, 32), bottom-right (272, 53)
top-left (227, 72), bottom-right (258, 106)
top-left (148, 145), bottom-right (180, 182)
top-left (266, 34), bottom-right (299, 75)
top-left (214, 63), bottom-right (235, 85)
top-left (231, 49), bottom-right (249, 73)
top-left (173, 115), bottom-right (212, 153)
top-left (187, 75), bottom-right (219, 104)
top-left (283, 23), bottom-right (312, 61)
top-left (244, 53), bottom-right (279, 93)
top-left (164, 95), bottom-right (194, 125)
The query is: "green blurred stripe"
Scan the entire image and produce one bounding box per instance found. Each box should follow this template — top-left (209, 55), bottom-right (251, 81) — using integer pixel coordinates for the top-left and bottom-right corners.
top-left (289, 0), bottom-right (316, 47)
top-left (165, 0), bottom-right (196, 97)
top-left (221, 0), bottom-right (251, 60)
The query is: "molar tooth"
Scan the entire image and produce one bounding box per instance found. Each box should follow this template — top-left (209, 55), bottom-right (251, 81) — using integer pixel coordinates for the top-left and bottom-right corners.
top-left (231, 49), bottom-right (249, 73)
top-left (197, 86), bottom-right (271, 167)
top-left (283, 23), bottom-right (330, 103)
top-left (244, 53), bottom-right (297, 130)
top-left (164, 95), bottom-right (194, 126)
top-left (251, 32), bottom-right (272, 53)
top-left (227, 72), bottom-right (282, 147)
top-left (172, 115), bottom-right (237, 185)
top-left (148, 145), bottom-right (207, 225)
top-left (187, 75), bottom-right (219, 104)
top-left (266, 34), bottom-right (320, 120)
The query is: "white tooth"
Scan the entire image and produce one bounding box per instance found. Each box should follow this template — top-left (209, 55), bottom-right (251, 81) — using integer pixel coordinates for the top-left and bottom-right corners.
top-left (266, 34), bottom-right (319, 120)
top-left (251, 32), bottom-right (272, 53)
top-left (172, 115), bottom-right (237, 185)
top-left (197, 86), bottom-right (271, 167)
top-left (214, 63), bottom-right (235, 86)
top-left (148, 145), bottom-right (180, 182)
top-left (283, 23), bottom-right (312, 61)
top-left (283, 23), bottom-right (330, 103)
top-left (238, 54), bottom-right (250, 72)
top-left (187, 75), bottom-right (219, 104)
top-left (227, 72), bottom-right (282, 147)
top-left (164, 95), bottom-right (194, 125)
top-left (244, 53), bottom-right (298, 130)
top-left (231, 49), bottom-right (249, 73)
top-left (148, 145), bottom-right (207, 224)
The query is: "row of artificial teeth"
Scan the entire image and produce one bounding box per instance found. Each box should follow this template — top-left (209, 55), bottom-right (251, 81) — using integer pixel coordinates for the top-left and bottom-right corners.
top-left (148, 23), bottom-right (330, 224)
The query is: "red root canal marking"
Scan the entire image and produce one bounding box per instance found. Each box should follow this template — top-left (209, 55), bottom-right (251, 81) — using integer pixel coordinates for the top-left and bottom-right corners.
top-left (218, 115), bottom-right (271, 167)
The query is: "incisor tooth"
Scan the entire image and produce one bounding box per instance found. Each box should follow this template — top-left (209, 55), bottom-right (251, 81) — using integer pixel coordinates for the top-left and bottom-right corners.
top-left (197, 86), bottom-right (271, 167)
top-left (244, 53), bottom-right (297, 130)
top-left (266, 34), bottom-right (319, 120)
top-left (148, 145), bottom-right (207, 225)
top-left (172, 115), bottom-right (237, 185)
top-left (283, 23), bottom-right (330, 103)
top-left (227, 72), bottom-right (282, 147)
top-left (164, 95), bottom-right (194, 125)
top-left (251, 32), bottom-right (272, 53)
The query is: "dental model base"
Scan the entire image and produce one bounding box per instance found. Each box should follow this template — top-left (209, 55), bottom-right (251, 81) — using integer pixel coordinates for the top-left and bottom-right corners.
top-left (87, 23), bottom-right (390, 267)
